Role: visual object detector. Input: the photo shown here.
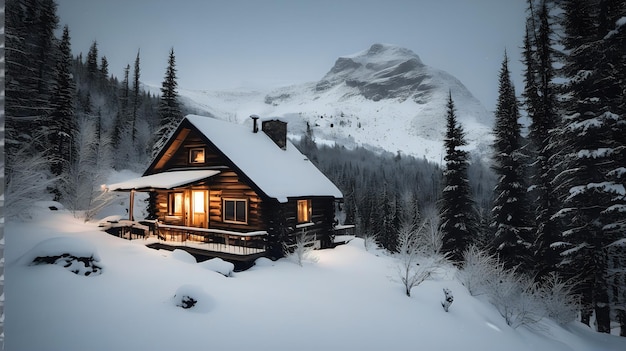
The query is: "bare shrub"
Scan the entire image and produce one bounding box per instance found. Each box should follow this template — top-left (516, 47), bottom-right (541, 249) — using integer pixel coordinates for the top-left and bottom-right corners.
top-left (5, 149), bottom-right (59, 220)
top-left (396, 219), bottom-right (447, 297)
top-left (536, 272), bottom-right (580, 325)
top-left (284, 228), bottom-right (318, 266)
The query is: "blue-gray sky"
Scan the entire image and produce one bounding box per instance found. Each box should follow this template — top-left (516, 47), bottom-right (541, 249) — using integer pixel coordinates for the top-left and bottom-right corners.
top-left (56, 0), bottom-right (527, 110)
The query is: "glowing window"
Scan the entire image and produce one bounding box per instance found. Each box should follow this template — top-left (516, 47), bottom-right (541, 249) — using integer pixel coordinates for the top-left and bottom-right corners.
top-left (297, 199), bottom-right (312, 223)
top-left (189, 148), bottom-right (205, 164)
top-left (168, 192), bottom-right (183, 216)
top-left (193, 191), bottom-right (205, 213)
top-left (223, 199), bottom-right (247, 224)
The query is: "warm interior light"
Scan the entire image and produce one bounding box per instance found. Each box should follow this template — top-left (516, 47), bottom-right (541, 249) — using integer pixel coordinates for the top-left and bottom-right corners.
top-left (190, 148), bottom-right (205, 163)
top-left (193, 191), bottom-right (205, 213)
top-left (173, 193), bottom-right (183, 215)
top-left (297, 199), bottom-right (311, 223)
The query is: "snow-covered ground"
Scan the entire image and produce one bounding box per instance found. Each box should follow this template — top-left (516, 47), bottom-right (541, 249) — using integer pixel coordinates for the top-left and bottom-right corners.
top-left (5, 202), bottom-right (626, 350)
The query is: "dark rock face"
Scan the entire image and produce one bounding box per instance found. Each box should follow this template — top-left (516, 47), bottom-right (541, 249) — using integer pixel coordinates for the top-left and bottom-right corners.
top-left (314, 43), bottom-right (436, 102)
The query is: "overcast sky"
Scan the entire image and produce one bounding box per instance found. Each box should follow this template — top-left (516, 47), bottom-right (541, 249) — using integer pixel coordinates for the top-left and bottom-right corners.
top-left (55, 0), bottom-right (528, 111)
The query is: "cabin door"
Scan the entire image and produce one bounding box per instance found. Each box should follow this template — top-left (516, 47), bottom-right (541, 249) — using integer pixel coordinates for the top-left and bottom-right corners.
top-left (190, 190), bottom-right (208, 228)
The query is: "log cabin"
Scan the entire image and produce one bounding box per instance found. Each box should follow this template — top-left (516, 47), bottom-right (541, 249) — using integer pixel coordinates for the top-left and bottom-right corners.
top-left (105, 114), bottom-right (352, 264)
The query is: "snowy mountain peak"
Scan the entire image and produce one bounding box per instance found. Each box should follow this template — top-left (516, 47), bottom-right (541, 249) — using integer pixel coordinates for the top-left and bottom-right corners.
top-left (316, 43), bottom-right (429, 102)
top-left (177, 44), bottom-right (494, 163)
top-left (329, 43), bottom-right (424, 75)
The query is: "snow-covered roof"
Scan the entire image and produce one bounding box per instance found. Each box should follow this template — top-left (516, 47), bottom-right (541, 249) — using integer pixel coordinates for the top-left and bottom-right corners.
top-left (185, 115), bottom-right (343, 202)
top-left (106, 170), bottom-right (220, 191)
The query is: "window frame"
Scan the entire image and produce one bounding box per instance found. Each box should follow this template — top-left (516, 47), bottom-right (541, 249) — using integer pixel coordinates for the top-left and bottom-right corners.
top-left (189, 147), bottom-right (206, 164)
top-left (223, 198), bottom-right (248, 224)
top-left (168, 192), bottom-right (184, 216)
top-left (297, 199), bottom-right (312, 224)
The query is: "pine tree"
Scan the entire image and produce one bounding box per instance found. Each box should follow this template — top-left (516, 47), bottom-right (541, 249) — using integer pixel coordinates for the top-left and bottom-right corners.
top-left (153, 48), bottom-right (183, 158)
top-left (523, 0), bottom-right (560, 278)
top-left (553, 0), bottom-right (626, 333)
top-left (100, 56), bottom-right (109, 80)
top-left (5, 0), bottom-right (59, 157)
top-left (439, 92), bottom-right (476, 263)
top-left (48, 25), bottom-right (76, 198)
top-left (86, 41), bottom-right (99, 81)
top-left (132, 50), bottom-right (141, 140)
top-left (490, 52), bottom-right (533, 271)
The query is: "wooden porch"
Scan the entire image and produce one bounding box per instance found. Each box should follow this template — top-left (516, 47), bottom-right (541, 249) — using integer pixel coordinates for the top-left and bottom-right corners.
top-left (101, 219), bottom-right (268, 260)
top-left (155, 223), bottom-right (267, 256)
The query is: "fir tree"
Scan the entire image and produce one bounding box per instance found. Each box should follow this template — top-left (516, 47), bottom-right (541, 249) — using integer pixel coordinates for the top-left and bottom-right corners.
top-left (48, 25), bottom-right (76, 191)
top-left (5, 0), bottom-right (59, 156)
top-left (153, 48), bottom-right (183, 158)
top-left (439, 92), bottom-right (476, 263)
top-left (553, 0), bottom-right (626, 333)
top-left (132, 49), bottom-right (141, 140)
top-left (523, 0), bottom-right (560, 278)
top-left (100, 56), bottom-right (109, 80)
top-left (86, 41), bottom-right (99, 80)
top-left (490, 52), bottom-right (532, 271)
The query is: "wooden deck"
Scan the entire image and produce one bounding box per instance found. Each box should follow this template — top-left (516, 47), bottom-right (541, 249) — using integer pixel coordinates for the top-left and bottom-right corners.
top-left (101, 220), bottom-right (267, 259)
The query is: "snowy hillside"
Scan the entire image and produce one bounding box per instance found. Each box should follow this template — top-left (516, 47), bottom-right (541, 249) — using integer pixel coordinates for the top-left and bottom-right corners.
top-left (6, 203), bottom-right (626, 351)
top-left (175, 43), bottom-right (494, 163)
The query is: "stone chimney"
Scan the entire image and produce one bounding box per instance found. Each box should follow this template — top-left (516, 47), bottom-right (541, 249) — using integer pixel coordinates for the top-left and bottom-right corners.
top-left (262, 119), bottom-right (287, 150)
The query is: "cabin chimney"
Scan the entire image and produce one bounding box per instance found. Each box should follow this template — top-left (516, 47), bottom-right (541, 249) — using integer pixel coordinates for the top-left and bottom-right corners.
top-left (262, 119), bottom-right (287, 150)
top-left (250, 114), bottom-right (260, 133)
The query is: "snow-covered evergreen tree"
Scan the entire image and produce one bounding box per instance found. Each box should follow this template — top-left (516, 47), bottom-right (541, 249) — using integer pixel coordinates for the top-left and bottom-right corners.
top-left (152, 48), bottom-right (183, 159)
top-left (522, 0), bottom-right (561, 278)
top-left (490, 52), bottom-right (533, 271)
top-left (439, 92), bottom-right (476, 263)
top-left (553, 0), bottom-right (626, 333)
top-left (5, 0), bottom-right (60, 157)
top-left (48, 25), bottom-right (76, 197)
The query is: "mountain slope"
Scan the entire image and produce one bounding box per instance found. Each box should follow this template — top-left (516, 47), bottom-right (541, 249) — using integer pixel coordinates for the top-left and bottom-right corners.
top-left (177, 43), bottom-right (494, 163)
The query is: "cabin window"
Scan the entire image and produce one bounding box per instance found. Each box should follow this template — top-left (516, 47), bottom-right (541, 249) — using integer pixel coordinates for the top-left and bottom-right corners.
top-left (297, 199), bottom-right (312, 223)
top-left (189, 147), bottom-right (205, 164)
top-left (168, 192), bottom-right (183, 216)
top-left (223, 198), bottom-right (247, 224)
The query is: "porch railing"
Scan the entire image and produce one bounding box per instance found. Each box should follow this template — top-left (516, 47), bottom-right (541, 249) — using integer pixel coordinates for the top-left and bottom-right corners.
top-left (156, 223), bottom-right (267, 256)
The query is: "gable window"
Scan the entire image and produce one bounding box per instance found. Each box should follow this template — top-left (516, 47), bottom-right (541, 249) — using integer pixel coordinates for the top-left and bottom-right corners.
top-left (168, 192), bottom-right (183, 216)
top-left (223, 198), bottom-right (247, 224)
top-left (297, 199), bottom-right (312, 223)
top-left (189, 147), bottom-right (205, 164)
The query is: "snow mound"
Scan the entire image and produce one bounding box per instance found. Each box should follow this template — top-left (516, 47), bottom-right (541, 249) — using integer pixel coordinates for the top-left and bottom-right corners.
top-left (198, 257), bottom-right (234, 277)
top-left (170, 249), bottom-right (197, 264)
top-left (171, 284), bottom-right (214, 313)
top-left (253, 257), bottom-right (275, 267)
top-left (17, 237), bottom-right (102, 276)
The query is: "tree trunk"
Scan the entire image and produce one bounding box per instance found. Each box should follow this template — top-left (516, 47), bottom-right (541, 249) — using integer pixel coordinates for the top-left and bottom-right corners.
top-left (618, 310), bottom-right (626, 337)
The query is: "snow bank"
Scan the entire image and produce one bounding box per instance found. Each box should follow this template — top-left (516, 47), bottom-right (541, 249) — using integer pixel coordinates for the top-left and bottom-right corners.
top-left (198, 257), bottom-right (234, 277)
top-left (5, 204), bottom-right (626, 351)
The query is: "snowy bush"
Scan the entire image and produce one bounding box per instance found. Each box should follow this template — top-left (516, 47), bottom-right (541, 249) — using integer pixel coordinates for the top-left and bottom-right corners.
top-left (457, 246), bottom-right (581, 328)
top-left (60, 116), bottom-right (116, 221)
top-left (486, 267), bottom-right (543, 329)
top-left (361, 229), bottom-right (379, 252)
top-left (5, 149), bottom-right (59, 220)
top-left (284, 229), bottom-right (318, 266)
top-left (535, 272), bottom-right (580, 325)
top-left (457, 245), bottom-right (499, 296)
top-left (396, 220), bottom-right (447, 297)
